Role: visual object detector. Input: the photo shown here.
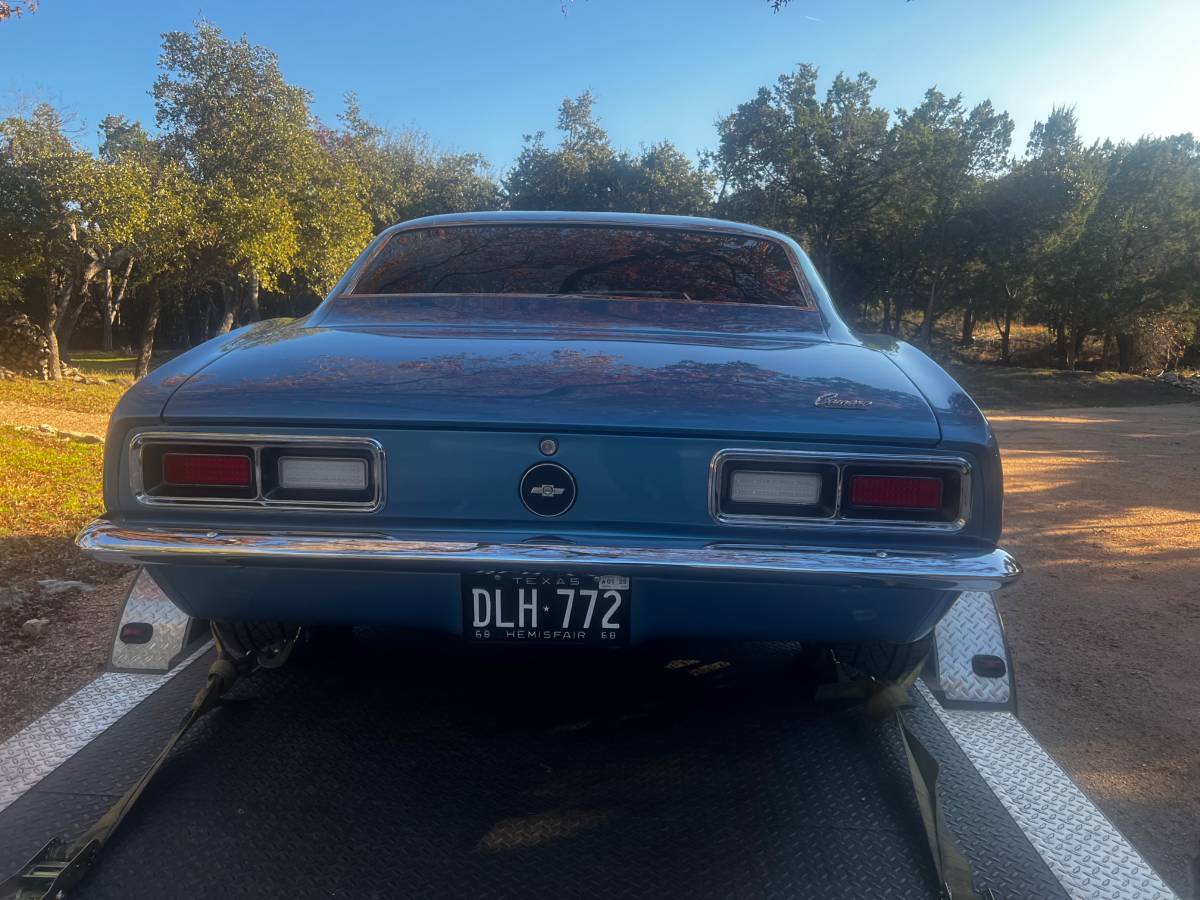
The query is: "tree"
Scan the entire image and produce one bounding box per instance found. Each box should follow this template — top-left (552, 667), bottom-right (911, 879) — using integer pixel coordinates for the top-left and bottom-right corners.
top-left (333, 94), bottom-right (499, 234)
top-left (1067, 135), bottom-right (1200, 370)
top-left (887, 89), bottom-right (1013, 345)
top-left (0, 104), bottom-right (131, 378)
top-left (153, 19), bottom-right (370, 332)
top-left (506, 92), bottom-right (713, 214)
top-left (713, 67), bottom-right (898, 324)
top-left (975, 108), bottom-right (1100, 365)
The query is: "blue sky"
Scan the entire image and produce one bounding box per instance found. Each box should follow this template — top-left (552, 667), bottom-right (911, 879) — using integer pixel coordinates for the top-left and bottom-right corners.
top-left (2, 0), bottom-right (1197, 175)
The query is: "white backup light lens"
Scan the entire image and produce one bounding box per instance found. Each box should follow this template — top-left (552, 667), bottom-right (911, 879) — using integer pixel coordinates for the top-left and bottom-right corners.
top-left (730, 470), bottom-right (822, 506)
top-left (278, 457), bottom-right (368, 491)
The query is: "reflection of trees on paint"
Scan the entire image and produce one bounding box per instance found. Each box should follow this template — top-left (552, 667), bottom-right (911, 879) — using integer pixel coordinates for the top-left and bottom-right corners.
top-left (184, 341), bottom-right (929, 421)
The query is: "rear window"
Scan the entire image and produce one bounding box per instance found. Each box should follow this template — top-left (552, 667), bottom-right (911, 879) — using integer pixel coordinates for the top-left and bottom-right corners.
top-left (348, 224), bottom-right (811, 308)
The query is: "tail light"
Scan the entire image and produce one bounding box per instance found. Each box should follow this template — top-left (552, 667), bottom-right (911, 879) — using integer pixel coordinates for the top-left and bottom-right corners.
top-left (162, 453), bottom-right (252, 488)
top-left (713, 451), bottom-right (966, 528)
top-left (848, 475), bottom-right (942, 510)
top-left (840, 464), bottom-right (960, 523)
top-left (132, 435), bottom-right (382, 510)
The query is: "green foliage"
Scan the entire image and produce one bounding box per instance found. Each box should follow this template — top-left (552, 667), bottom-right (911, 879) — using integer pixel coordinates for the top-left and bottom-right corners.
top-left (505, 91), bottom-right (714, 214)
top-left (334, 93), bottom-right (498, 235)
top-left (713, 66), bottom-right (893, 300)
top-left (0, 105), bottom-right (94, 269)
top-left (153, 19), bottom-right (321, 291)
top-left (714, 65), bottom-right (1199, 369)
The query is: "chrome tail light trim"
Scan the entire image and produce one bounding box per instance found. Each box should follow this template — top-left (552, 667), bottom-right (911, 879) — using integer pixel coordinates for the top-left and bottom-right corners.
top-left (129, 432), bottom-right (385, 513)
top-left (709, 449), bottom-right (971, 532)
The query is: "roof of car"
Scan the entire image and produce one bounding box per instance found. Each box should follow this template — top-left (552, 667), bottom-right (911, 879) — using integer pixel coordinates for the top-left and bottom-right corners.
top-left (382, 210), bottom-right (795, 244)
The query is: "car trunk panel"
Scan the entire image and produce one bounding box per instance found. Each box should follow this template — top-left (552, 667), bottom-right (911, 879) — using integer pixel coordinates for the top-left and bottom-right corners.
top-left (163, 323), bottom-right (940, 444)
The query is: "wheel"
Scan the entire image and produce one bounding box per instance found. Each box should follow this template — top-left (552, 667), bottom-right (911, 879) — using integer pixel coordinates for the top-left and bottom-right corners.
top-left (831, 633), bottom-right (934, 682)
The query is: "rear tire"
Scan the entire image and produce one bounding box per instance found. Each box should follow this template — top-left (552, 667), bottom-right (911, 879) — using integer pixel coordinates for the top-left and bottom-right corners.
top-left (831, 633), bottom-right (934, 682)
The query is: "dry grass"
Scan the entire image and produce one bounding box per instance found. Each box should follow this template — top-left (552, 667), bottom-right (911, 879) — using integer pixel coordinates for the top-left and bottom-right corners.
top-left (0, 378), bottom-right (127, 417)
top-left (0, 426), bottom-right (111, 595)
top-left (0, 427), bottom-right (105, 538)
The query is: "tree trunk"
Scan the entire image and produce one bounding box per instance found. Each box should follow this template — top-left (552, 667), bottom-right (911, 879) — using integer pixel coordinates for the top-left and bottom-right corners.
top-left (100, 267), bottom-right (114, 352)
top-left (1054, 321), bottom-right (1068, 368)
top-left (995, 287), bottom-right (1015, 366)
top-left (216, 282), bottom-right (236, 334)
top-left (201, 291), bottom-right (215, 343)
top-left (243, 270), bottom-right (261, 322)
top-left (102, 257), bottom-right (134, 352)
top-left (54, 249), bottom-right (116, 363)
top-left (1099, 332), bottom-right (1114, 371)
top-left (1115, 332), bottom-right (1135, 373)
top-left (999, 307), bottom-right (1013, 366)
top-left (136, 288), bottom-right (163, 380)
top-left (891, 298), bottom-right (906, 337)
top-left (1071, 327), bottom-right (1088, 370)
top-left (880, 295), bottom-right (891, 334)
top-left (919, 280), bottom-right (937, 346)
top-left (44, 251), bottom-right (72, 381)
top-left (960, 307), bottom-right (976, 346)
top-left (57, 287), bottom-right (89, 360)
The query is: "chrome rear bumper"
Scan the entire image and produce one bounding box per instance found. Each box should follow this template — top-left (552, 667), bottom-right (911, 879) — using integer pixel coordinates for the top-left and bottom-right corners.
top-left (77, 519), bottom-right (1021, 593)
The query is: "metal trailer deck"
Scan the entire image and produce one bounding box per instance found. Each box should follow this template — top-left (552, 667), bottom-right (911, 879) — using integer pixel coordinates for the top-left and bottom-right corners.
top-left (0, 575), bottom-right (1178, 900)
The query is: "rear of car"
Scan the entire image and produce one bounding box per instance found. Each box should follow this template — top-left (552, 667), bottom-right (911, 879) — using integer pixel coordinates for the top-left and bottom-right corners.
top-left (79, 213), bottom-right (1018, 664)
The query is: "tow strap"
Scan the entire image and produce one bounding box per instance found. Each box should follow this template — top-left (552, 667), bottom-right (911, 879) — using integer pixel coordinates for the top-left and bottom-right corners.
top-left (0, 648), bottom-right (242, 900)
top-left (817, 656), bottom-right (993, 900)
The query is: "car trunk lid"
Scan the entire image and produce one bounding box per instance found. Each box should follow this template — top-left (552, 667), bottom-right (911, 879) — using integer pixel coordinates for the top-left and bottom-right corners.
top-left (163, 301), bottom-right (940, 444)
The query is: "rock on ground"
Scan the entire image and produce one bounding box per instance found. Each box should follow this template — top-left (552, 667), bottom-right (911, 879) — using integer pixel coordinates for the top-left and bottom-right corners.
top-left (20, 618), bottom-right (50, 638)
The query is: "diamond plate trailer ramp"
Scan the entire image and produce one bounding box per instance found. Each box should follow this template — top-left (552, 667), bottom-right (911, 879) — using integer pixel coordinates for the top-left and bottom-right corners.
top-left (0, 582), bottom-right (1177, 900)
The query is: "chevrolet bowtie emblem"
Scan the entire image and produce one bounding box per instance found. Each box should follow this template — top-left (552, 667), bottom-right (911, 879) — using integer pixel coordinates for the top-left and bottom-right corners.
top-left (529, 484), bottom-right (566, 497)
top-left (814, 392), bottom-right (873, 410)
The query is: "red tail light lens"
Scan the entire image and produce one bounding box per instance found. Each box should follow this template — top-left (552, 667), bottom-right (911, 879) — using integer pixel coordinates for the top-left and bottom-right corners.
top-left (162, 453), bottom-right (252, 487)
top-left (849, 475), bottom-right (942, 510)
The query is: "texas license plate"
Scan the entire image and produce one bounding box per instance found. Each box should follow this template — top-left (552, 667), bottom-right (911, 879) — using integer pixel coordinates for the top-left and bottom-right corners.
top-left (462, 572), bottom-right (631, 644)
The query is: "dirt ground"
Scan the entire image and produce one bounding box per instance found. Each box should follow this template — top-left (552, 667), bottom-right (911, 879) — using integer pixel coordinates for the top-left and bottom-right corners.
top-left (0, 573), bottom-right (131, 738)
top-left (991, 404), bottom-right (1200, 894)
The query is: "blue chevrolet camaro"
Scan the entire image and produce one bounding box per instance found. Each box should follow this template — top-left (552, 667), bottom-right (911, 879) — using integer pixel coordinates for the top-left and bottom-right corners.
top-left (79, 211), bottom-right (1019, 679)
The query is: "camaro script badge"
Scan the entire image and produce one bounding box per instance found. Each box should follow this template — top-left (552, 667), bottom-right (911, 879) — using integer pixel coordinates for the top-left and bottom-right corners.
top-left (529, 484), bottom-right (566, 497)
top-left (814, 392), bottom-right (873, 410)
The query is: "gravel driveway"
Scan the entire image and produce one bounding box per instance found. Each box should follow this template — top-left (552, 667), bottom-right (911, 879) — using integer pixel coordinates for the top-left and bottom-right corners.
top-left (991, 403), bottom-right (1200, 894)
